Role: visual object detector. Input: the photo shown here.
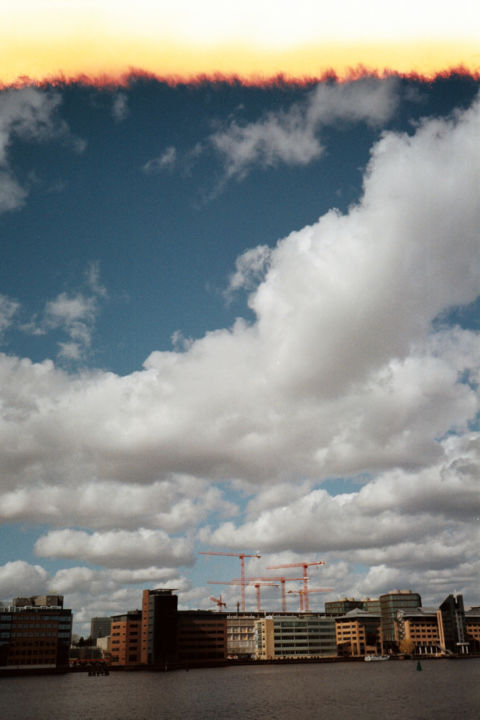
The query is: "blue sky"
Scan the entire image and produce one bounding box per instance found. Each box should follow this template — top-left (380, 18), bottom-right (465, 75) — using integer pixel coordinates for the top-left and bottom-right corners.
top-left (1, 73), bottom-right (480, 632)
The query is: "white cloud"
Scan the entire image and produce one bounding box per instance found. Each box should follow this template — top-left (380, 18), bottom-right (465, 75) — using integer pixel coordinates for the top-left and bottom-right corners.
top-left (225, 245), bottom-right (272, 298)
top-left (211, 77), bottom-right (399, 182)
top-left (0, 91), bottom-right (480, 607)
top-left (21, 264), bottom-right (107, 362)
top-left (0, 88), bottom-right (85, 213)
top-left (0, 477), bottom-right (236, 530)
top-left (0, 294), bottom-right (19, 340)
top-left (0, 97), bottom-right (479, 491)
top-left (0, 561), bottom-right (49, 599)
top-left (143, 146), bottom-right (177, 174)
top-left (34, 528), bottom-right (195, 569)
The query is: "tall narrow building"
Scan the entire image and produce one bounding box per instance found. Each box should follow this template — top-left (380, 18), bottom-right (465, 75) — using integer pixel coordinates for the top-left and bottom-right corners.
top-left (140, 589), bottom-right (178, 666)
top-left (437, 594), bottom-right (469, 654)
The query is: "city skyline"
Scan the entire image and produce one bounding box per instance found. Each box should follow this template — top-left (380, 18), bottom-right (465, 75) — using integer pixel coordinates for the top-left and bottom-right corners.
top-left (0, 4), bottom-right (479, 635)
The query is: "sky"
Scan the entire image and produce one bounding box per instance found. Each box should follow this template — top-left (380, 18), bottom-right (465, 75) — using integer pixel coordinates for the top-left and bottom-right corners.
top-left (0, 2), bottom-right (480, 634)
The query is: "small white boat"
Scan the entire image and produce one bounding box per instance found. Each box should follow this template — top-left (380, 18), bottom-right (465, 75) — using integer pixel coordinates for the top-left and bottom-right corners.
top-left (364, 655), bottom-right (390, 662)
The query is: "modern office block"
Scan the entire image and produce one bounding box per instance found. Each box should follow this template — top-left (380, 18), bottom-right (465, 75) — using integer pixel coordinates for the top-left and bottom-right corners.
top-left (254, 615), bottom-right (336, 660)
top-left (90, 616), bottom-right (112, 640)
top-left (437, 594), bottom-right (469, 654)
top-left (335, 608), bottom-right (381, 656)
top-left (0, 596), bottom-right (72, 671)
top-left (379, 590), bottom-right (421, 650)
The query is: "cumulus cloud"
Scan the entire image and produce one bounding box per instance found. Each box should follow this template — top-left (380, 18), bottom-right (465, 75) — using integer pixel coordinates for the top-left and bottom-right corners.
top-left (22, 263), bottom-right (107, 362)
top-left (1, 91), bottom-right (480, 607)
top-left (0, 477), bottom-right (236, 530)
top-left (34, 528), bottom-right (195, 569)
top-left (0, 88), bottom-right (85, 213)
top-left (210, 77), bottom-right (399, 182)
top-left (0, 98), bottom-right (479, 490)
top-left (0, 561), bottom-right (49, 599)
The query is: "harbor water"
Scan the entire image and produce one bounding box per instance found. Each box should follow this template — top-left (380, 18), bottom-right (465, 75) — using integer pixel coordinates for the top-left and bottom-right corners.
top-left (1, 659), bottom-right (479, 720)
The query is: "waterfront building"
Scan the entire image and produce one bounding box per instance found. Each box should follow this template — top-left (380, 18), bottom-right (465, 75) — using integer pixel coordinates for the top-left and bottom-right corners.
top-left (226, 614), bottom-right (258, 658)
top-left (254, 615), bottom-right (336, 660)
top-left (335, 608), bottom-right (381, 657)
top-left (177, 610), bottom-right (227, 667)
top-left (379, 590), bottom-right (421, 651)
top-left (437, 593), bottom-right (469, 655)
top-left (90, 616), bottom-right (111, 640)
top-left (465, 607), bottom-right (480, 653)
top-left (141, 588), bottom-right (178, 666)
top-left (0, 596), bottom-right (72, 671)
top-left (110, 610), bottom-right (142, 666)
top-left (395, 607), bottom-right (441, 656)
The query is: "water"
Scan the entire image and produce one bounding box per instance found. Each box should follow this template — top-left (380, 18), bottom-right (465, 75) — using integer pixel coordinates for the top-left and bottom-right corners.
top-left (1, 660), bottom-right (479, 720)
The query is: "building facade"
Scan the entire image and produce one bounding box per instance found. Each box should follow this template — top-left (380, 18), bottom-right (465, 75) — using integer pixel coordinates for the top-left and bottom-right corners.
top-left (465, 607), bottom-right (480, 653)
top-left (177, 610), bottom-right (227, 667)
top-left (254, 615), bottom-right (336, 660)
top-left (226, 614), bottom-right (258, 658)
top-left (437, 594), bottom-right (469, 655)
top-left (110, 610), bottom-right (142, 666)
top-left (325, 599), bottom-right (365, 617)
top-left (335, 609), bottom-right (381, 657)
top-left (379, 590), bottom-right (422, 650)
top-left (0, 596), bottom-right (72, 671)
top-left (395, 607), bottom-right (441, 656)
top-left (141, 589), bottom-right (178, 666)
top-left (90, 616), bottom-right (111, 640)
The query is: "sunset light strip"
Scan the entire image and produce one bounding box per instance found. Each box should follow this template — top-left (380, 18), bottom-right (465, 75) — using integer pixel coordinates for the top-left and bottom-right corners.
top-left (2, 0), bottom-right (480, 85)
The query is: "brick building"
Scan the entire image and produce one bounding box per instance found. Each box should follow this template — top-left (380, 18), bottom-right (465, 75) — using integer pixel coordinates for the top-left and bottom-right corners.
top-left (110, 610), bottom-right (142, 666)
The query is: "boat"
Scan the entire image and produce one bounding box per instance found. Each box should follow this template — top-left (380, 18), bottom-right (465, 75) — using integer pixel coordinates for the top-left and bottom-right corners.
top-left (364, 655), bottom-right (390, 662)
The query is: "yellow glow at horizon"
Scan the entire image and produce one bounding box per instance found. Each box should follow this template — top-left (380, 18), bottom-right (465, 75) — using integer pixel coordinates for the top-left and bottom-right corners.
top-left (2, 0), bottom-right (480, 84)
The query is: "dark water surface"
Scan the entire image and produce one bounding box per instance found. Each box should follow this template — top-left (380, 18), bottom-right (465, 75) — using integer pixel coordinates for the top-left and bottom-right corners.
top-left (2, 660), bottom-right (479, 720)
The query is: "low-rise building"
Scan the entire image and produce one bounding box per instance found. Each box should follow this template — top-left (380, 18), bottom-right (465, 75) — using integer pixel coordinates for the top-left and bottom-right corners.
top-left (226, 614), bottom-right (258, 658)
top-left (254, 615), bottom-right (336, 660)
top-left (395, 607), bottom-right (441, 656)
top-left (0, 596), bottom-right (72, 671)
top-left (335, 608), bottom-right (381, 657)
top-left (110, 610), bottom-right (142, 666)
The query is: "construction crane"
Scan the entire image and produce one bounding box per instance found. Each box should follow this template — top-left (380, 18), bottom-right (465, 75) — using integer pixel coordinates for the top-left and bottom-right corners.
top-left (251, 582), bottom-right (278, 612)
top-left (199, 551), bottom-right (261, 611)
top-left (207, 579), bottom-right (249, 613)
top-left (267, 561), bottom-right (327, 611)
top-left (209, 595), bottom-right (226, 611)
top-left (231, 578), bottom-right (280, 612)
top-left (238, 576), bottom-right (305, 612)
top-left (287, 588), bottom-right (333, 612)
